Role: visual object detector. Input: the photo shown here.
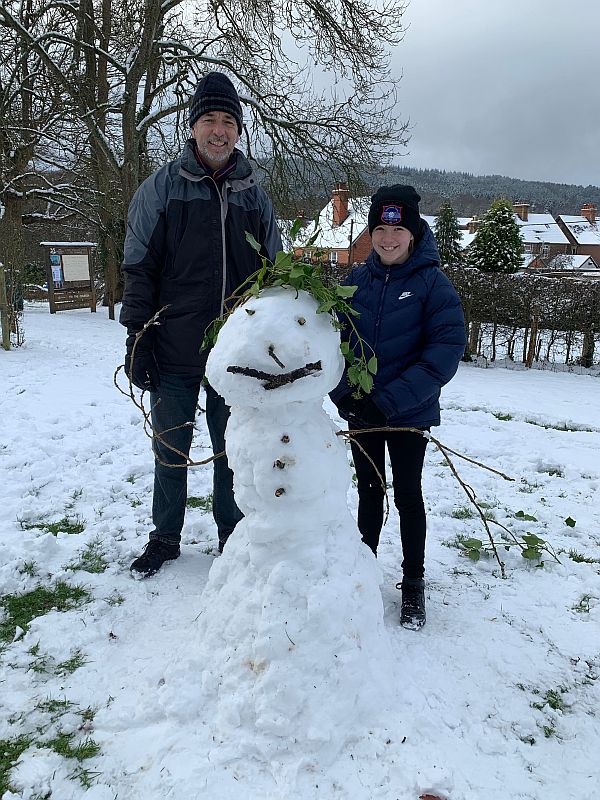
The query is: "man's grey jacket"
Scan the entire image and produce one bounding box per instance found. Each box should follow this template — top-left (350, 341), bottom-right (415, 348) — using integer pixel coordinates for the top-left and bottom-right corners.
top-left (120, 140), bottom-right (282, 376)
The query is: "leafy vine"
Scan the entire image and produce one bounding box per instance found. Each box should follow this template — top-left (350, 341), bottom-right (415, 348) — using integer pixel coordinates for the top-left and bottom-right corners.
top-left (201, 221), bottom-right (377, 397)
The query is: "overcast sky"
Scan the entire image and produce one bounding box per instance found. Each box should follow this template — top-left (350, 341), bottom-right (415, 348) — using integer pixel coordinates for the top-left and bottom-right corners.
top-left (393, 0), bottom-right (600, 186)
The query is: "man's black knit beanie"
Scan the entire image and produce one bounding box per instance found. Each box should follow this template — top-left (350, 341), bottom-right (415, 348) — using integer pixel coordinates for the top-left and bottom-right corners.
top-left (189, 71), bottom-right (243, 134)
top-left (368, 185), bottom-right (422, 239)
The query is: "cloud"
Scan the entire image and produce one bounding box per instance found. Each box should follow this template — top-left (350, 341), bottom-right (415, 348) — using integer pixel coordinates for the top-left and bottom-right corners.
top-left (393, 0), bottom-right (600, 185)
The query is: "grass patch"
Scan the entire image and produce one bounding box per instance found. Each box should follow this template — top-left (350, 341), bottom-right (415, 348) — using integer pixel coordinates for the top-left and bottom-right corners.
top-left (35, 698), bottom-right (76, 717)
top-left (525, 418), bottom-right (596, 433)
top-left (28, 642), bottom-right (51, 673)
top-left (568, 549), bottom-right (600, 565)
top-left (572, 594), bottom-right (594, 614)
top-left (531, 687), bottom-right (567, 713)
top-left (1, 708), bottom-right (100, 792)
top-left (451, 506), bottom-right (476, 520)
top-left (27, 645), bottom-right (88, 676)
top-left (46, 732), bottom-right (100, 761)
top-left (19, 515), bottom-right (85, 535)
top-left (56, 649), bottom-right (87, 676)
top-left (18, 561), bottom-right (38, 577)
top-left (493, 412), bottom-right (513, 421)
top-left (0, 735), bottom-right (34, 795)
top-left (104, 592), bottom-right (124, 607)
top-left (0, 582), bottom-right (91, 643)
top-left (186, 494), bottom-right (213, 512)
top-left (67, 539), bottom-right (108, 574)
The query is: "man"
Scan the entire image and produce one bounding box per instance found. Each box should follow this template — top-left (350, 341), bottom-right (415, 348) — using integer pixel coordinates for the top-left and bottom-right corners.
top-left (120, 71), bottom-right (282, 577)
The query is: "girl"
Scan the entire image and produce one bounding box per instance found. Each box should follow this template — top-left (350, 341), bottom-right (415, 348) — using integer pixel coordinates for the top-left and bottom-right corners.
top-left (331, 185), bottom-right (465, 629)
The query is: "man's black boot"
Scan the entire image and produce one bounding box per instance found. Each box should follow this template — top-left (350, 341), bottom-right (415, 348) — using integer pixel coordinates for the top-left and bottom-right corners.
top-left (130, 540), bottom-right (180, 577)
top-left (399, 578), bottom-right (426, 630)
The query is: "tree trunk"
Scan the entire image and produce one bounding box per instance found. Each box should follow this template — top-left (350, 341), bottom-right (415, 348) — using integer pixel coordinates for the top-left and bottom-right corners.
top-left (0, 264), bottom-right (10, 350)
top-left (525, 315), bottom-right (538, 368)
top-left (469, 321), bottom-right (480, 358)
top-left (565, 331), bottom-right (573, 364)
top-left (507, 326), bottom-right (518, 361)
top-left (461, 305), bottom-right (473, 361)
top-left (580, 327), bottom-right (595, 368)
top-left (0, 192), bottom-right (26, 344)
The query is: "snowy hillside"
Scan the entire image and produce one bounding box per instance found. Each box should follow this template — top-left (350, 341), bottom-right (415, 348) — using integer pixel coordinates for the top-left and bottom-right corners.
top-left (0, 304), bottom-right (599, 800)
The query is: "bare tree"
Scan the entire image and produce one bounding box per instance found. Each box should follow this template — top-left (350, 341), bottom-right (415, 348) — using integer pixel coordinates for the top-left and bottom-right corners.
top-left (1, 0), bottom-right (409, 318)
top-left (0, 2), bottom-right (88, 342)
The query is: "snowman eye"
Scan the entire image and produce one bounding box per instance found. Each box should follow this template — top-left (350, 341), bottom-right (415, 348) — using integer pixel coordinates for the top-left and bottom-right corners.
top-left (297, 317), bottom-right (306, 325)
top-left (245, 308), bottom-right (256, 316)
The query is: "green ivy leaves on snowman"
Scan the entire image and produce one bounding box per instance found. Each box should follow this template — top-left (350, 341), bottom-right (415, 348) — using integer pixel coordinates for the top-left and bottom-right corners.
top-left (202, 220), bottom-right (377, 398)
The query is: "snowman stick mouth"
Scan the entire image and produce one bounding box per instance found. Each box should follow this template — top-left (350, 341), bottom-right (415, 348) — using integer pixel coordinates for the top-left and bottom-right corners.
top-left (227, 361), bottom-right (322, 390)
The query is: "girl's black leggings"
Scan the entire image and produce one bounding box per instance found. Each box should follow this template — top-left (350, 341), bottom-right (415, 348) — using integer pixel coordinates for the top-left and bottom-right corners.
top-left (349, 425), bottom-right (428, 580)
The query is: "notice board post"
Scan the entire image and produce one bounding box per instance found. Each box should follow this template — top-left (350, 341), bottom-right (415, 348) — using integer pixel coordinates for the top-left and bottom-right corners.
top-left (41, 242), bottom-right (97, 313)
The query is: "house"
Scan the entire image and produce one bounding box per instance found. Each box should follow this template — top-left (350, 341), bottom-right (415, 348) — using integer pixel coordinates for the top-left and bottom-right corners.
top-left (512, 202), bottom-right (570, 259)
top-left (294, 183), bottom-right (371, 268)
top-left (527, 253), bottom-right (600, 281)
top-left (521, 253), bottom-right (545, 270)
top-left (295, 187), bottom-right (594, 273)
top-left (556, 204), bottom-right (600, 263)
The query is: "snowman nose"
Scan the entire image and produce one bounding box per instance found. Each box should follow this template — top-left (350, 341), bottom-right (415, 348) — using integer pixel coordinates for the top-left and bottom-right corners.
top-left (268, 345), bottom-right (286, 369)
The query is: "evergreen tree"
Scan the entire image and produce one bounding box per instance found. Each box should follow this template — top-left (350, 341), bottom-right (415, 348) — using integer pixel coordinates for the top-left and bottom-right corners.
top-left (466, 199), bottom-right (524, 273)
top-left (434, 203), bottom-right (462, 265)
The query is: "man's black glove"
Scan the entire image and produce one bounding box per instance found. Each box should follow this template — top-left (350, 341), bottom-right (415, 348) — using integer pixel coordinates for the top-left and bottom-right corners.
top-left (124, 329), bottom-right (160, 393)
top-left (337, 394), bottom-right (387, 428)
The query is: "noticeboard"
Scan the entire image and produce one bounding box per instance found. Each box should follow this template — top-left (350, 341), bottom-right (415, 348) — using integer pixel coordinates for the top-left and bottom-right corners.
top-left (41, 243), bottom-right (97, 313)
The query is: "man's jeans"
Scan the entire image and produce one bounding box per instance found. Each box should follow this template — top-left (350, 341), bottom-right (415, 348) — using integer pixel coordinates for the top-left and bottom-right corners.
top-left (149, 373), bottom-right (242, 547)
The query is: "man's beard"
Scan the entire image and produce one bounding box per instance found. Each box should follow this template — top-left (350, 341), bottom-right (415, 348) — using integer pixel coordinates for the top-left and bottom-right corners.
top-left (198, 139), bottom-right (232, 165)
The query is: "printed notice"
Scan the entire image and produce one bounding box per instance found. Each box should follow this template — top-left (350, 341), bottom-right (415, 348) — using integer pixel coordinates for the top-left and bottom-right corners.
top-left (61, 254), bottom-right (90, 282)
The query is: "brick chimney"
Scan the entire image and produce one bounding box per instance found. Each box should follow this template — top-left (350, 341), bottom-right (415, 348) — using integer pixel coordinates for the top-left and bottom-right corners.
top-left (332, 182), bottom-right (350, 226)
top-left (513, 201), bottom-right (529, 222)
top-left (581, 203), bottom-right (597, 224)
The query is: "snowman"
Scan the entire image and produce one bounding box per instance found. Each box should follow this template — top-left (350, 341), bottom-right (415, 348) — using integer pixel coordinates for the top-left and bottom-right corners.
top-left (188, 287), bottom-right (396, 768)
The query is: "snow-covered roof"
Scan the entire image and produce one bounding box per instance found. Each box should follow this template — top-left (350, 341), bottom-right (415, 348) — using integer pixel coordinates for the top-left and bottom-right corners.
top-left (422, 215), bottom-right (471, 230)
top-left (310, 197), bottom-right (370, 249)
top-left (422, 214), bottom-right (475, 250)
top-left (460, 230), bottom-right (477, 249)
top-left (521, 253), bottom-right (539, 268)
top-left (546, 254), bottom-right (599, 271)
top-left (557, 216), bottom-right (600, 245)
top-left (513, 214), bottom-right (569, 245)
top-left (40, 241), bottom-right (97, 247)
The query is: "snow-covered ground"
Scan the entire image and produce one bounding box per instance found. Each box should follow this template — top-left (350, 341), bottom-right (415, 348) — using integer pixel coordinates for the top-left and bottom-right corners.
top-left (1, 303), bottom-right (599, 800)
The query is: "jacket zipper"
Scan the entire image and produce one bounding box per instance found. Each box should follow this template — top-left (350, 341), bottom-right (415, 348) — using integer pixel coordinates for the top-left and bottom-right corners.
top-left (373, 268), bottom-right (390, 350)
top-left (212, 177), bottom-right (228, 318)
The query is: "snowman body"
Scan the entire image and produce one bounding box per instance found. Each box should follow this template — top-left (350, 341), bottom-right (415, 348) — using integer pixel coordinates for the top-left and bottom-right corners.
top-left (196, 287), bottom-right (394, 763)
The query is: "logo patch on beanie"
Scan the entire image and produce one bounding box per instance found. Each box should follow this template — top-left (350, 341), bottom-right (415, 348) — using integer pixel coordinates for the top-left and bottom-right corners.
top-left (381, 205), bottom-right (402, 225)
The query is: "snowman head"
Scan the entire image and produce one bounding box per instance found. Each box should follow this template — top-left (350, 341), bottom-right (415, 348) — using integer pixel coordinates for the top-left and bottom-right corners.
top-left (205, 287), bottom-right (344, 407)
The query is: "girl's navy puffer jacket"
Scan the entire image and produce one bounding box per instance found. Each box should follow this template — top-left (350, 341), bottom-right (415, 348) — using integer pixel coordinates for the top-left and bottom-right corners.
top-left (330, 222), bottom-right (466, 428)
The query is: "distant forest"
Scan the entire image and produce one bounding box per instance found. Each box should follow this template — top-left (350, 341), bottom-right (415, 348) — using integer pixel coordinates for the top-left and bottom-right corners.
top-left (21, 162), bottom-right (600, 274)
top-left (368, 166), bottom-right (600, 218)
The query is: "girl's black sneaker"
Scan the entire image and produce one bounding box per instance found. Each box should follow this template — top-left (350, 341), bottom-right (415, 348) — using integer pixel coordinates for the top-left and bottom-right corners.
top-left (398, 579), bottom-right (426, 630)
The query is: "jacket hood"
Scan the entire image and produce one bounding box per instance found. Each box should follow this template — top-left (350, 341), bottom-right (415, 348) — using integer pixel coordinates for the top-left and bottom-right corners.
top-left (366, 220), bottom-right (440, 279)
